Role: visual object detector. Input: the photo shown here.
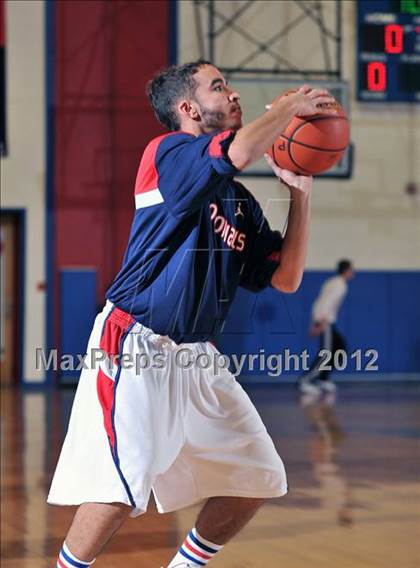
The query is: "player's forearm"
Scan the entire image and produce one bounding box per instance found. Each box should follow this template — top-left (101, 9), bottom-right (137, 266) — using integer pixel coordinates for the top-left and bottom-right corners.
top-left (271, 191), bottom-right (311, 293)
top-left (228, 94), bottom-right (300, 170)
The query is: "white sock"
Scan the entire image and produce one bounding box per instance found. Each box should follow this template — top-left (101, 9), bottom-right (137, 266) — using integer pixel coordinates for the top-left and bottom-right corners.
top-left (167, 527), bottom-right (223, 567)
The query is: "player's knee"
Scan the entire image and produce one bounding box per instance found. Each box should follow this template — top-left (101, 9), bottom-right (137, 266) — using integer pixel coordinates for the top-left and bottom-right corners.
top-left (254, 497), bottom-right (266, 509)
top-left (109, 502), bottom-right (134, 519)
top-left (243, 497), bottom-right (265, 512)
top-left (77, 501), bottom-right (133, 525)
top-left (100, 502), bottom-right (133, 531)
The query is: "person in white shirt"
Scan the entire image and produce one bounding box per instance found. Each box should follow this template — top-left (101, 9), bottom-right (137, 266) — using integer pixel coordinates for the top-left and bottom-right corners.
top-left (299, 260), bottom-right (354, 395)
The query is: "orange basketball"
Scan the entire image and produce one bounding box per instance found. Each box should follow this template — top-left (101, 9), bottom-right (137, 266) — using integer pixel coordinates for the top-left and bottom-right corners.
top-left (268, 92), bottom-right (350, 176)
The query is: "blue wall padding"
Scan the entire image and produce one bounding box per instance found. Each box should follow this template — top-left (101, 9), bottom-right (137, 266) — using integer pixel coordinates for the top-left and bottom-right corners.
top-left (388, 272), bottom-right (420, 372)
top-left (60, 269), bottom-right (97, 379)
top-left (217, 271), bottom-right (420, 376)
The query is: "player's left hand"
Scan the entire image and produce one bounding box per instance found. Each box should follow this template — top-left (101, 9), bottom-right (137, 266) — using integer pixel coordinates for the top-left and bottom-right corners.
top-left (264, 153), bottom-right (313, 196)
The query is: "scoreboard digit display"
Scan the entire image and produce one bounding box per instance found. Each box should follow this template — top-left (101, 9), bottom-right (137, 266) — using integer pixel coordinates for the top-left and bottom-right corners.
top-left (357, 0), bottom-right (420, 102)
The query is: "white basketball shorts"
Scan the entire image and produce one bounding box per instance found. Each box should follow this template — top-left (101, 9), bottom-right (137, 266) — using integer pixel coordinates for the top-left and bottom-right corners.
top-left (48, 302), bottom-right (287, 516)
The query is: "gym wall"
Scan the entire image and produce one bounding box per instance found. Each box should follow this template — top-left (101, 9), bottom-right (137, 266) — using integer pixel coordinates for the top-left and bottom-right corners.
top-left (1, 0), bottom-right (46, 383)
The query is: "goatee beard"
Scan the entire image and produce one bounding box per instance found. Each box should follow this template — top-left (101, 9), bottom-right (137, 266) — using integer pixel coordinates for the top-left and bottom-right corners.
top-left (201, 108), bottom-right (226, 131)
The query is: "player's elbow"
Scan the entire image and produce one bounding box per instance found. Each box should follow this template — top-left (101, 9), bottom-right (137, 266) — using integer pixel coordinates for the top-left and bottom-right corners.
top-left (230, 153), bottom-right (252, 171)
top-left (277, 282), bottom-right (301, 294)
top-left (272, 274), bottom-right (302, 294)
top-left (227, 144), bottom-right (253, 171)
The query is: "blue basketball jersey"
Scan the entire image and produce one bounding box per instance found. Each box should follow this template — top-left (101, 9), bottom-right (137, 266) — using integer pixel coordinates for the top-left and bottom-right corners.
top-left (107, 129), bottom-right (282, 343)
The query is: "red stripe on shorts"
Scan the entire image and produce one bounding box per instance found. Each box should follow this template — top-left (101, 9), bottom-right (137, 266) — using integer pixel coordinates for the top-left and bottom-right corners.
top-left (96, 367), bottom-right (116, 451)
top-left (99, 307), bottom-right (135, 358)
top-left (97, 307), bottom-right (135, 452)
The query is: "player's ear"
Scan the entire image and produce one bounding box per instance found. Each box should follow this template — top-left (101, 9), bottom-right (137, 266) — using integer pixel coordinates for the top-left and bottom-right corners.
top-left (178, 99), bottom-right (200, 121)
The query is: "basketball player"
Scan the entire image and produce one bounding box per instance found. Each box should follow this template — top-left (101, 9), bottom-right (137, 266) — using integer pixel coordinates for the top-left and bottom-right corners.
top-left (48, 60), bottom-right (336, 568)
top-left (299, 259), bottom-right (354, 395)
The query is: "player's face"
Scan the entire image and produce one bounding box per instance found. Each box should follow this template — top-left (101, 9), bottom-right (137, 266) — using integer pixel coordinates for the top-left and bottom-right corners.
top-left (192, 65), bottom-right (242, 132)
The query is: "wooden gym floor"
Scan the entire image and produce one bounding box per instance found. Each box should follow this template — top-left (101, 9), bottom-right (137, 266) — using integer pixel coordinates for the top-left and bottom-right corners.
top-left (1, 382), bottom-right (419, 568)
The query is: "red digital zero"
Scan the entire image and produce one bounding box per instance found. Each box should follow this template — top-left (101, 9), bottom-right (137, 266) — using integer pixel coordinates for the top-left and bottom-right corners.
top-left (367, 62), bottom-right (387, 91)
top-left (384, 24), bottom-right (404, 54)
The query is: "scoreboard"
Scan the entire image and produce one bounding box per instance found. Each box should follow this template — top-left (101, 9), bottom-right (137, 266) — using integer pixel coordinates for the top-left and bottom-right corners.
top-left (357, 0), bottom-right (420, 102)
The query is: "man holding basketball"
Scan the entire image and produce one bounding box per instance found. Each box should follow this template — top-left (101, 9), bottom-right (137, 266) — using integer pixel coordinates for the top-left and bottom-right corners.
top-left (48, 60), bottom-right (335, 568)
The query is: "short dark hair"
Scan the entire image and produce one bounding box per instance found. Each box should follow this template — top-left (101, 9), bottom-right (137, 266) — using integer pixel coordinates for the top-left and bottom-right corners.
top-left (337, 259), bottom-right (353, 274)
top-left (146, 59), bottom-right (212, 131)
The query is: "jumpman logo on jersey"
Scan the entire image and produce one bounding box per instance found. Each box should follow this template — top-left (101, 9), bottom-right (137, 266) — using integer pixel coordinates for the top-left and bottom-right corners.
top-left (235, 202), bottom-right (244, 218)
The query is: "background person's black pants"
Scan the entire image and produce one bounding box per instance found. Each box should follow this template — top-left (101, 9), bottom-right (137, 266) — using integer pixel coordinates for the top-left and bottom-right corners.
top-left (303, 324), bottom-right (346, 383)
